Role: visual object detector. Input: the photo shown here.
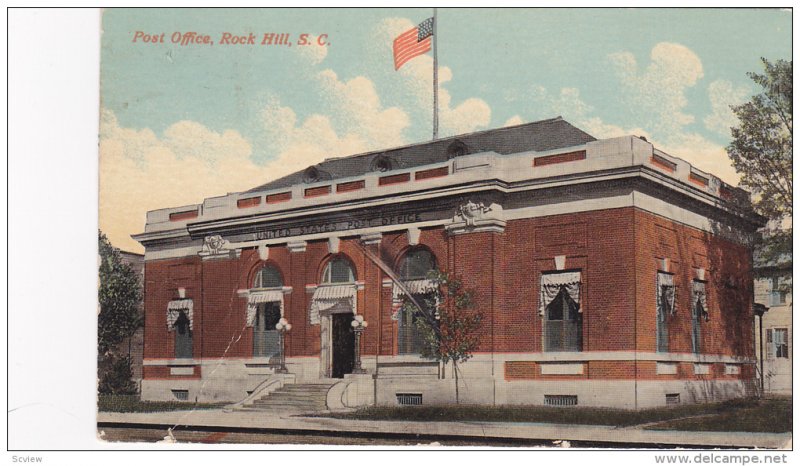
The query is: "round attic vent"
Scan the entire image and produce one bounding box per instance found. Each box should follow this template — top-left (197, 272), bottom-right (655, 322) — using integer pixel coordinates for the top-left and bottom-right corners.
top-left (446, 140), bottom-right (470, 159)
top-left (370, 155), bottom-right (394, 172)
top-left (303, 166), bottom-right (321, 183)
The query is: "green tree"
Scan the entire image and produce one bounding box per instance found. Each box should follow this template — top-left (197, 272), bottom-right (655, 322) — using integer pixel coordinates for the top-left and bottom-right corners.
top-left (98, 355), bottom-right (138, 395)
top-left (727, 58), bottom-right (792, 288)
top-left (399, 270), bottom-right (483, 403)
top-left (98, 230), bottom-right (142, 357)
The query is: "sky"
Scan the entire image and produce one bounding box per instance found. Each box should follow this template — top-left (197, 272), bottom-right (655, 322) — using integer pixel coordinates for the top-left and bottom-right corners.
top-left (99, 8), bottom-right (792, 252)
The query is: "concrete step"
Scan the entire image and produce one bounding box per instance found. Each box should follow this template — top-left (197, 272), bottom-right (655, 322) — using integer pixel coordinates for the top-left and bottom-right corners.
top-left (263, 394), bottom-right (327, 402)
top-left (243, 382), bottom-right (335, 412)
top-left (251, 402), bottom-right (327, 411)
top-left (280, 386), bottom-right (333, 391)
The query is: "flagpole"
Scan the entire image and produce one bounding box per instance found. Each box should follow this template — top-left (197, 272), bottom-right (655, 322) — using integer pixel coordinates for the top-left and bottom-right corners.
top-left (432, 8), bottom-right (439, 140)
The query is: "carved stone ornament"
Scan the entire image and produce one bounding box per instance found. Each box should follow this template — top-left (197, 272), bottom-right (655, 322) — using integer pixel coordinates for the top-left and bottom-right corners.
top-left (446, 200), bottom-right (506, 235)
top-left (456, 200), bottom-right (492, 226)
top-left (199, 234), bottom-right (241, 260)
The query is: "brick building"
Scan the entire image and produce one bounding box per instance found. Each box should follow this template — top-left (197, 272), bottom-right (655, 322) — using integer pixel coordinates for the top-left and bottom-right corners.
top-left (133, 117), bottom-right (764, 409)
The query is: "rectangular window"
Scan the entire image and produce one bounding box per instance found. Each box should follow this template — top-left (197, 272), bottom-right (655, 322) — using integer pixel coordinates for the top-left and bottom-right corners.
top-left (540, 272), bottom-right (582, 352)
top-left (656, 272), bottom-right (675, 352)
top-left (398, 300), bottom-right (429, 355)
top-left (691, 281), bottom-right (707, 354)
top-left (174, 311), bottom-right (193, 359)
top-left (770, 277), bottom-right (787, 306)
top-left (773, 328), bottom-right (789, 359)
top-left (766, 329), bottom-right (774, 359)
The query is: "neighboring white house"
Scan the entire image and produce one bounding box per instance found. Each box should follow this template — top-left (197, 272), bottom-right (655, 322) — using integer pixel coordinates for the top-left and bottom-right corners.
top-left (754, 273), bottom-right (792, 395)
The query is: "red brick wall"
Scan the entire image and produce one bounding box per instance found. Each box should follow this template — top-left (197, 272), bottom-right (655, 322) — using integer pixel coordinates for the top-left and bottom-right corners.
top-left (143, 256), bottom-right (202, 361)
top-left (495, 208), bottom-right (637, 353)
top-left (143, 206), bottom-right (754, 379)
top-left (633, 209), bottom-right (754, 358)
top-left (533, 150), bottom-right (586, 167)
top-left (336, 180), bottom-right (365, 193)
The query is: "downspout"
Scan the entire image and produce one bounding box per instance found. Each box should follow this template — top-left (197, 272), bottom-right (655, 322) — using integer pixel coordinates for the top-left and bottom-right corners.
top-left (633, 197), bottom-right (638, 410)
top-left (759, 313), bottom-right (764, 393)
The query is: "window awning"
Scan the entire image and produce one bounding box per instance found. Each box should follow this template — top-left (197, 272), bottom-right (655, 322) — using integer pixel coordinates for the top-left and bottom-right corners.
top-left (539, 271), bottom-right (581, 315)
top-left (246, 289), bottom-right (284, 327)
top-left (167, 299), bottom-right (193, 331)
top-left (392, 279), bottom-right (438, 299)
top-left (692, 281), bottom-right (708, 314)
top-left (309, 284), bottom-right (357, 325)
top-left (657, 273), bottom-right (676, 317)
top-left (391, 279), bottom-right (439, 321)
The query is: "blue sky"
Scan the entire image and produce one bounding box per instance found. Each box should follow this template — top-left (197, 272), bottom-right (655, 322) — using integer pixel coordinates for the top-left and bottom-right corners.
top-left (98, 8), bottom-right (791, 251)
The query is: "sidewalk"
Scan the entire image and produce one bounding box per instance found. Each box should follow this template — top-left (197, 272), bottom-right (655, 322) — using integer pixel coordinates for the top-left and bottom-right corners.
top-left (97, 409), bottom-right (792, 449)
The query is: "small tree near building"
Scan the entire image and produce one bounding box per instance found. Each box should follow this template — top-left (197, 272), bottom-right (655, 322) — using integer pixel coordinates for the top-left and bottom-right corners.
top-left (399, 270), bottom-right (483, 404)
top-left (98, 230), bottom-right (142, 394)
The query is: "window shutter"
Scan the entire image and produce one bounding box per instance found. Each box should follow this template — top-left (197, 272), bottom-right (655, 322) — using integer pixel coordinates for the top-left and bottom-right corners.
top-left (766, 329), bottom-right (775, 359)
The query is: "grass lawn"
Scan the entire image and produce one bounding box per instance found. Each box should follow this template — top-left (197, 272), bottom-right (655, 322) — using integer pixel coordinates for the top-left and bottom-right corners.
top-left (324, 397), bottom-right (791, 433)
top-left (646, 397), bottom-right (791, 433)
top-left (98, 395), bottom-right (226, 413)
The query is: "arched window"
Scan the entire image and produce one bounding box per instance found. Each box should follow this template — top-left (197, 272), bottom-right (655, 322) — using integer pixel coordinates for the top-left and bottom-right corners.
top-left (322, 257), bottom-right (355, 284)
top-left (254, 265), bottom-right (283, 289)
top-left (397, 248), bottom-right (437, 354)
top-left (399, 248), bottom-right (436, 280)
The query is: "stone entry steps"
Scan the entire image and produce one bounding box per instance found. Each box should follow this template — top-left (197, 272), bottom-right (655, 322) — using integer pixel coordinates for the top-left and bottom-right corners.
top-left (244, 382), bottom-right (336, 413)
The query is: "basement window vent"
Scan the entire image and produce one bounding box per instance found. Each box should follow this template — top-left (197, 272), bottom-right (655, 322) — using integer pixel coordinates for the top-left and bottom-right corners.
top-left (544, 395), bottom-right (578, 407)
top-left (171, 389), bottom-right (189, 401)
top-left (396, 393), bottom-right (423, 406)
top-left (666, 393), bottom-right (681, 406)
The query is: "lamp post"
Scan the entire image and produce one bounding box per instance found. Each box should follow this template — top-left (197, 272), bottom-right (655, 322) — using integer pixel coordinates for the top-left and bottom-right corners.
top-left (275, 318), bottom-right (292, 374)
top-left (351, 315), bottom-right (368, 374)
top-left (753, 303), bottom-right (768, 394)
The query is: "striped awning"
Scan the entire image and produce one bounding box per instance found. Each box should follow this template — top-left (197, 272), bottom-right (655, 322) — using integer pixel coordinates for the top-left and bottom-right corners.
top-left (309, 284), bottom-right (357, 325)
top-left (167, 299), bottom-right (193, 331)
top-left (246, 289), bottom-right (284, 327)
top-left (392, 279), bottom-right (438, 299)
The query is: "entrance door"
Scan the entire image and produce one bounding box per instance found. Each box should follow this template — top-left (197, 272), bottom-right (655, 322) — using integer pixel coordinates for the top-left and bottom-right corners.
top-left (253, 303), bottom-right (281, 361)
top-left (331, 313), bottom-right (355, 378)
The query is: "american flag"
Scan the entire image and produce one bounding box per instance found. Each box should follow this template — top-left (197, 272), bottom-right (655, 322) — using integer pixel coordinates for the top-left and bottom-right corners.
top-left (393, 17), bottom-right (434, 70)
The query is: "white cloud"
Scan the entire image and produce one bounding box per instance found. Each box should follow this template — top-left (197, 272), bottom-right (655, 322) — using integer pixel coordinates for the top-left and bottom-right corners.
top-left (99, 109), bottom-right (267, 252)
top-left (260, 99), bottom-right (374, 170)
top-left (375, 18), bottom-right (492, 136)
top-left (609, 42), bottom-right (704, 137)
top-left (316, 69), bottom-right (409, 149)
top-left (503, 115), bottom-right (524, 127)
top-left (103, 89), bottom-right (411, 253)
top-left (704, 79), bottom-right (749, 136)
top-left (297, 34), bottom-right (329, 64)
top-left (657, 133), bottom-right (739, 185)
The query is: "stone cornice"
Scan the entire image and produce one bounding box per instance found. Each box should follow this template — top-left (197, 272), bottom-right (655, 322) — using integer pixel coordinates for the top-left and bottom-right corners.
top-left (135, 166), bottom-right (763, 248)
